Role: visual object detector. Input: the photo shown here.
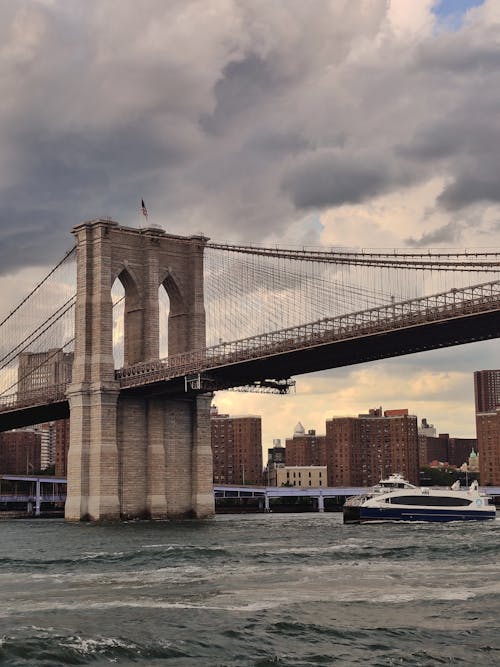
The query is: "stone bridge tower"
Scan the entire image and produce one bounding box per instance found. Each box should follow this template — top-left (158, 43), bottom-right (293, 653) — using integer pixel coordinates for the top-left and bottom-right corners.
top-left (65, 218), bottom-right (214, 521)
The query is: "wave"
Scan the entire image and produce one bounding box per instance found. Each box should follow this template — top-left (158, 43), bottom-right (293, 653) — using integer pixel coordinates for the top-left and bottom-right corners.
top-left (0, 543), bottom-right (232, 572)
top-left (0, 632), bottom-right (188, 666)
top-left (248, 538), bottom-right (500, 565)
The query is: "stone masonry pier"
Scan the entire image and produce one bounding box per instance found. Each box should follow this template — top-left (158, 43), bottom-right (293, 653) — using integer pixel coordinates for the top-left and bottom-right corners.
top-left (65, 219), bottom-right (214, 521)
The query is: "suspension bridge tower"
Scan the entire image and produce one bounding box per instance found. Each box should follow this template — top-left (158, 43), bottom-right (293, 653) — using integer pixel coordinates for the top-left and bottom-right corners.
top-left (65, 218), bottom-right (214, 521)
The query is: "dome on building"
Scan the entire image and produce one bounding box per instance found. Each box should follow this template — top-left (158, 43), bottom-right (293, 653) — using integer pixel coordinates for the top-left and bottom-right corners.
top-left (293, 421), bottom-right (305, 437)
top-left (468, 448), bottom-right (480, 472)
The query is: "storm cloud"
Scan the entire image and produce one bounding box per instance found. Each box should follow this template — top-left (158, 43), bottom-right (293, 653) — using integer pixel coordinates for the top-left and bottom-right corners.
top-left (1, 0), bottom-right (500, 272)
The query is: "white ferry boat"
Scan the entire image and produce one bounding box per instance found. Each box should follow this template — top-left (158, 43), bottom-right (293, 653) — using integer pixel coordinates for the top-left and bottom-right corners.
top-left (343, 473), bottom-right (497, 523)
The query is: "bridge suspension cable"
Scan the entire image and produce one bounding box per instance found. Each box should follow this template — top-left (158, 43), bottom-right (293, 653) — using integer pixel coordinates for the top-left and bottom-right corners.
top-left (0, 246), bottom-right (76, 330)
top-left (0, 294), bottom-right (125, 400)
top-left (207, 242), bottom-right (500, 272)
top-left (204, 242), bottom-right (497, 346)
top-left (0, 296), bottom-right (76, 371)
top-left (1, 237), bottom-right (499, 405)
top-left (0, 248), bottom-right (77, 399)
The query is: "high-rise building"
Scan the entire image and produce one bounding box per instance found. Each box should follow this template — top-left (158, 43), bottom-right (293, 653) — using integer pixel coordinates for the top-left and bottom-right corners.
top-left (34, 422), bottom-right (57, 470)
top-left (447, 436), bottom-right (478, 468)
top-left (476, 410), bottom-right (500, 485)
top-left (419, 434), bottom-right (447, 467)
top-left (285, 423), bottom-right (325, 467)
top-left (473, 370), bottom-right (500, 413)
top-left (418, 432), bottom-right (477, 468)
top-left (210, 406), bottom-right (262, 485)
top-left (55, 419), bottom-right (71, 476)
top-left (0, 430), bottom-right (41, 474)
top-left (418, 418), bottom-right (438, 466)
top-left (474, 370), bottom-right (500, 485)
top-left (17, 349), bottom-right (73, 396)
top-left (325, 407), bottom-right (419, 487)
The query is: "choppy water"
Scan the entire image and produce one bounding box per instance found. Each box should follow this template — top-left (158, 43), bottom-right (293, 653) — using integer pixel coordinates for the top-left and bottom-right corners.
top-left (0, 513), bottom-right (498, 666)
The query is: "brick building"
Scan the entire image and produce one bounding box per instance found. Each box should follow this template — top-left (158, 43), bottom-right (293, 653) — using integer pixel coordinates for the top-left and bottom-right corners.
top-left (476, 411), bottom-right (500, 485)
top-left (55, 419), bottom-right (71, 476)
top-left (0, 430), bottom-right (41, 474)
top-left (474, 370), bottom-right (500, 485)
top-left (419, 433), bottom-right (477, 468)
top-left (325, 407), bottom-right (419, 487)
top-left (210, 406), bottom-right (262, 485)
top-left (285, 423), bottom-right (325, 467)
top-left (474, 370), bottom-right (500, 413)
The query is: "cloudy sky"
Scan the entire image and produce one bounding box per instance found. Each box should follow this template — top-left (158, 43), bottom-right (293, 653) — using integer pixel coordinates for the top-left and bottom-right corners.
top-left (2, 0), bottom-right (500, 451)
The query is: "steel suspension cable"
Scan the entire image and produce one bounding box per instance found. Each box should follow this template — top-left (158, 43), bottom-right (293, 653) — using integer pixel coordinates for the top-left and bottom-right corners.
top-left (0, 246), bottom-right (76, 329)
top-left (207, 242), bottom-right (500, 271)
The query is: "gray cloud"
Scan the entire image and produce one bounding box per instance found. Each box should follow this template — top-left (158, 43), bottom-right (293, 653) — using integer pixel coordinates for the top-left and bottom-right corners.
top-left (200, 53), bottom-right (288, 136)
top-left (282, 151), bottom-right (390, 209)
top-left (405, 221), bottom-right (463, 247)
top-left (1, 0), bottom-right (500, 277)
top-left (438, 174), bottom-right (500, 209)
top-left (416, 31), bottom-right (500, 73)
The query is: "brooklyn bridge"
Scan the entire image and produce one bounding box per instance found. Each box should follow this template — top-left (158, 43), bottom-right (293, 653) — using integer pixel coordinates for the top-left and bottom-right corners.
top-left (1, 218), bottom-right (499, 520)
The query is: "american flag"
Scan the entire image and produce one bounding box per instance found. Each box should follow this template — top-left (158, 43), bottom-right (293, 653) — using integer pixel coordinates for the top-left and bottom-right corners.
top-left (141, 199), bottom-right (148, 220)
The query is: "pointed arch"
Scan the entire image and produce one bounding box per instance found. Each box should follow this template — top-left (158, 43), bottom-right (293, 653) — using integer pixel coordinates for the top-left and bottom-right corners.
top-left (159, 267), bottom-right (191, 355)
top-left (116, 265), bottom-right (146, 366)
top-left (159, 267), bottom-right (186, 315)
top-left (111, 278), bottom-right (125, 368)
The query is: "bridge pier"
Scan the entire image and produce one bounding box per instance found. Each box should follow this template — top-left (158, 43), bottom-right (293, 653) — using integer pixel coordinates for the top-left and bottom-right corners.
top-left (114, 393), bottom-right (213, 520)
top-left (65, 218), bottom-right (214, 522)
top-left (66, 383), bottom-right (121, 521)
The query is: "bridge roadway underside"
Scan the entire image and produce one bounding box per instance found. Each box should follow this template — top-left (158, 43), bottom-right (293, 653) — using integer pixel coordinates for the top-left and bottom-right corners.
top-left (0, 400), bottom-right (69, 432)
top-left (199, 308), bottom-right (500, 389)
top-left (2, 307), bottom-right (500, 431)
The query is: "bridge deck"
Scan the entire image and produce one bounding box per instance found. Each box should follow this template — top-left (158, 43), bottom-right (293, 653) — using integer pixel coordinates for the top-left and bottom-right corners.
top-left (1, 280), bottom-right (500, 430)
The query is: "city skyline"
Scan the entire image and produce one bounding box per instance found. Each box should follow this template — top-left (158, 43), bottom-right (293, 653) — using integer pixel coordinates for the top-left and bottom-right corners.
top-left (215, 355), bottom-right (488, 454)
top-left (2, 1), bottom-right (500, 451)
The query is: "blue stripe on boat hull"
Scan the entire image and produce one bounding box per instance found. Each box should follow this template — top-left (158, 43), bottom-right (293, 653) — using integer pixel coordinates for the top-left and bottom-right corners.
top-left (358, 507), bottom-right (496, 522)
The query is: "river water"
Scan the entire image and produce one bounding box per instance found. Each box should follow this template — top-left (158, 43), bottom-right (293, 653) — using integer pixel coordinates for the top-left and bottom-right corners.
top-left (0, 513), bottom-right (498, 666)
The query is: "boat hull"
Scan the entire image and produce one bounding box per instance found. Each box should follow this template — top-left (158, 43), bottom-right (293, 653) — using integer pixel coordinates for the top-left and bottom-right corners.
top-left (343, 505), bottom-right (362, 524)
top-left (344, 506), bottom-right (496, 523)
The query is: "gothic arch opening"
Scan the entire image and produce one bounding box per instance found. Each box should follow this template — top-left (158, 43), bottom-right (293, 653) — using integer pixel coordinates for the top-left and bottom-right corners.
top-left (111, 279), bottom-right (125, 369)
top-left (159, 287), bottom-right (170, 359)
top-left (112, 267), bottom-right (142, 367)
top-left (161, 270), bottom-right (187, 357)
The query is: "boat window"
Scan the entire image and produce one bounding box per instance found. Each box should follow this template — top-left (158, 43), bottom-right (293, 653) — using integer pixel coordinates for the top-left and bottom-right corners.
top-left (388, 495), bottom-right (472, 507)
